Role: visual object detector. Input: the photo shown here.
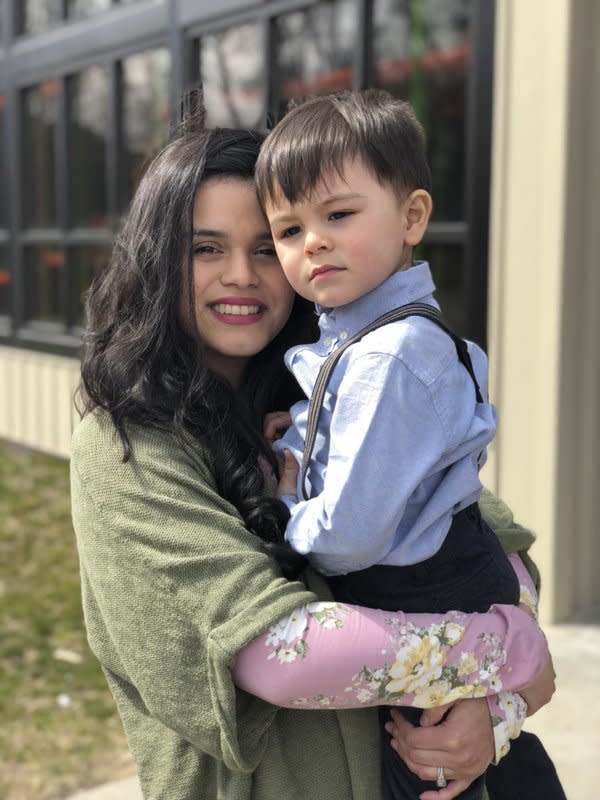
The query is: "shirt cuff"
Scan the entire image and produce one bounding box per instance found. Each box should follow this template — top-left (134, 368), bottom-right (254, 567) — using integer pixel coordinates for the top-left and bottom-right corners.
top-left (487, 691), bottom-right (528, 763)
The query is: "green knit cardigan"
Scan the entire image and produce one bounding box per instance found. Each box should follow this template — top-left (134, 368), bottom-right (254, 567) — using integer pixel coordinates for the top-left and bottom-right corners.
top-left (71, 411), bottom-right (538, 800)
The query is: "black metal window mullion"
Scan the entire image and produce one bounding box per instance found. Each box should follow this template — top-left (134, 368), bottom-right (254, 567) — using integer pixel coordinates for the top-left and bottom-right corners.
top-left (464, 0), bottom-right (495, 348)
top-left (352, 0), bottom-right (373, 90)
top-left (167, 0), bottom-right (185, 132)
top-left (263, 16), bottom-right (277, 127)
top-left (56, 75), bottom-right (71, 329)
top-left (8, 83), bottom-right (23, 336)
top-left (107, 60), bottom-right (123, 222)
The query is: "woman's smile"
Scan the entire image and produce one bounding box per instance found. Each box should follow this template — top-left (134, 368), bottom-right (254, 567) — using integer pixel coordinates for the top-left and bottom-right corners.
top-left (209, 296), bottom-right (266, 323)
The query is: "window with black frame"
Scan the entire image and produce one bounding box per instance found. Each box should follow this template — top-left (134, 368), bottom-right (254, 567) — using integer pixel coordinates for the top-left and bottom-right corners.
top-left (372, 0), bottom-right (474, 335)
top-left (3, 0), bottom-right (487, 354)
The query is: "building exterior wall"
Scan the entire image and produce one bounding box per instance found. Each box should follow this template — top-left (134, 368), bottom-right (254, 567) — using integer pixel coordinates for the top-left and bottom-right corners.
top-left (486, 0), bottom-right (600, 621)
top-left (0, 345), bottom-right (80, 458)
top-left (2, 0), bottom-right (599, 622)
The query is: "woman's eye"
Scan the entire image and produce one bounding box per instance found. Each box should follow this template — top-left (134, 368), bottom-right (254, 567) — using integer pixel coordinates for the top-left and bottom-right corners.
top-left (255, 246), bottom-right (277, 258)
top-left (193, 244), bottom-right (220, 255)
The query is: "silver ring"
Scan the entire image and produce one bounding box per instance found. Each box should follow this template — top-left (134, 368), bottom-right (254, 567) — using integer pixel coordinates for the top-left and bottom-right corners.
top-left (436, 766), bottom-right (447, 788)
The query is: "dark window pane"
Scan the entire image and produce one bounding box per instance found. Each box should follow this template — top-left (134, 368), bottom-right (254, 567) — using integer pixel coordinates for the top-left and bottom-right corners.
top-left (69, 244), bottom-right (109, 328)
top-left (417, 242), bottom-right (465, 335)
top-left (373, 0), bottom-right (471, 221)
top-left (121, 48), bottom-right (170, 209)
top-left (276, 0), bottom-right (357, 117)
top-left (22, 81), bottom-right (59, 228)
top-left (200, 24), bottom-right (264, 128)
top-left (0, 245), bottom-right (10, 327)
top-left (68, 67), bottom-right (109, 228)
top-left (19, 0), bottom-right (62, 35)
top-left (66, 0), bottom-right (111, 21)
top-left (24, 246), bottom-right (64, 327)
top-left (0, 92), bottom-right (6, 227)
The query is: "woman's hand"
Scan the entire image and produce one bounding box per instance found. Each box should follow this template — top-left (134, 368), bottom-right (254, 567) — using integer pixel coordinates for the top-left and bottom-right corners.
top-left (264, 411), bottom-right (292, 445)
top-left (519, 655), bottom-right (556, 715)
top-left (385, 698), bottom-right (494, 800)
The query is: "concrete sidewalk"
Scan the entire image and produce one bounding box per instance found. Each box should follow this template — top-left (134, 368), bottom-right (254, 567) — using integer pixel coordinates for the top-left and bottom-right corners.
top-left (66, 622), bottom-right (600, 799)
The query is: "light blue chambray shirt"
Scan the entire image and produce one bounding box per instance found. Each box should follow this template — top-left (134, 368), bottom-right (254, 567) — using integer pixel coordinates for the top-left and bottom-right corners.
top-left (274, 262), bottom-right (497, 576)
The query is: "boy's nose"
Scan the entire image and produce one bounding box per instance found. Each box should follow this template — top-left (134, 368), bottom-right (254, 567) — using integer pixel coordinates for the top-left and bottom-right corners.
top-left (305, 229), bottom-right (331, 255)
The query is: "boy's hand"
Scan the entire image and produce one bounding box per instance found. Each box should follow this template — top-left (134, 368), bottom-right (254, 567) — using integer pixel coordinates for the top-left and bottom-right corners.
top-left (277, 449), bottom-right (299, 498)
top-left (264, 411), bottom-right (292, 445)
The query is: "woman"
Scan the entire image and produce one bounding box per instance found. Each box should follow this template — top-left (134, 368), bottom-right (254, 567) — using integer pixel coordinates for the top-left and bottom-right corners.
top-left (71, 98), bottom-right (553, 800)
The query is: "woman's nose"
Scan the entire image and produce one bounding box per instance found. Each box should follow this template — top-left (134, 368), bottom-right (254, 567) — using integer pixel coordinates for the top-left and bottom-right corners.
top-left (221, 254), bottom-right (259, 287)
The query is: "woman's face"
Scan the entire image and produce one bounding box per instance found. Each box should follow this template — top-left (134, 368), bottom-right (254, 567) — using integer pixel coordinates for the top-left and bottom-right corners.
top-left (179, 177), bottom-right (295, 388)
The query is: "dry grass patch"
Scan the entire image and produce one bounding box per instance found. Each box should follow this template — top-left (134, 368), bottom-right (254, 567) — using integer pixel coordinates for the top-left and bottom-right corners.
top-left (1, 440), bottom-right (135, 800)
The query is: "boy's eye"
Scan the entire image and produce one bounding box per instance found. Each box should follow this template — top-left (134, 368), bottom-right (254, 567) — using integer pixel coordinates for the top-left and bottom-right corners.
top-left (329, 210), bottom-right (352, 221)
top-left (280, 225), bottom-right (301, 239)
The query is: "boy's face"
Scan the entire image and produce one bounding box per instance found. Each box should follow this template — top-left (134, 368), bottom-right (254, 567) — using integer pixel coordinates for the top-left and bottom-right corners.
top-left (264, 157), bottom-right (425, 308)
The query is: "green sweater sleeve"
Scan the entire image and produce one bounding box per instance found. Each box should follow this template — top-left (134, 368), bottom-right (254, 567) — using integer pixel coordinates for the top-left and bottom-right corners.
top-left (70, 413), bottom-right (317, 776)
top-left (479, 487), bottom-right (541, 593)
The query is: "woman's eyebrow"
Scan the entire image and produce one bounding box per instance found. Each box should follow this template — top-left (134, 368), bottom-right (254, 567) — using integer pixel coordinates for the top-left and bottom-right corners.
top-left (193, 228), bottom-right (225, 237)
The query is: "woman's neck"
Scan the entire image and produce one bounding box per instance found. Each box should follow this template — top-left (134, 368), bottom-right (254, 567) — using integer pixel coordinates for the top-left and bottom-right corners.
top-left (205, 354), bottom-right (248, 392)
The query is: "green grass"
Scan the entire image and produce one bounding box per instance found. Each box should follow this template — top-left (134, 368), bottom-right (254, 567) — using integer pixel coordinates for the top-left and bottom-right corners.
top-left (1, 440), bottom-right (133, 800)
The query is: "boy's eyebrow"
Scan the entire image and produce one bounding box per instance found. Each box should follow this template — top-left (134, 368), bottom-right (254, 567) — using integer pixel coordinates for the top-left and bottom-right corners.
top-left (320, 192), bottom-right (364, 205)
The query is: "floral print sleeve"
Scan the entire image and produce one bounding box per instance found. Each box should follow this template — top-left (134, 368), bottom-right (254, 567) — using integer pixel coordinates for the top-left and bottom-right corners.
top-left (485, 554), bottom-right (542, 763)
top-left (233, 601), bottom-right (548, 717)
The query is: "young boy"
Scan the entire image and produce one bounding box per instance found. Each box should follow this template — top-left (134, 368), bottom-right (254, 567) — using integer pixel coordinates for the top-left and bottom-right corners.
top-left (255, 90), bottom-right (564, 800)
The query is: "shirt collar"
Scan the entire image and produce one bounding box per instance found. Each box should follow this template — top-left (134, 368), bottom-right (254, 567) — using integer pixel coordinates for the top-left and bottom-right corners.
top-left (317, 261), bottom-right (438, 339)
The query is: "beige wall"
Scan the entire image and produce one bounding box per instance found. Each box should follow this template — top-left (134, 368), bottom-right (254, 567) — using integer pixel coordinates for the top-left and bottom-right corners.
top-left (0, 346), bottom-right (80, 459)
top-left (486, 0), bottom-right (600, 621)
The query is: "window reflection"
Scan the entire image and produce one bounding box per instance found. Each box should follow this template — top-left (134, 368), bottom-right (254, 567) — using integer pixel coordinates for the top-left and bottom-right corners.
top-left (276, 0), bottom-right (356, 117)
top-left (121, 48), bottom-right (170, 209)
top-left (66, 0), bottom-right (111, 21)
top-left (68, 67), bottom-right (109, 228)
top-left (22, 81), bottom-right (59, 228)
top-left (0, 246), bottom-right (10, 326)
top-left (24, 246), bottom-right (64, 327)
top-left (19, 0), bottom-right (62, 35)
top-left (417, 242), bottom-right (464, 334)
top-left (200, 24), bottom-right (264, 128)
top-left (373, 0), bottom-right (471, 220)
top-left (69, 245), bottom-right (109, 328)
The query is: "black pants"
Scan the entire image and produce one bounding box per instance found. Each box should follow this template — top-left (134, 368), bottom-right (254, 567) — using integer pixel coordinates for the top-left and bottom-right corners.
top-left (327, 504), bottom-right (566, 800)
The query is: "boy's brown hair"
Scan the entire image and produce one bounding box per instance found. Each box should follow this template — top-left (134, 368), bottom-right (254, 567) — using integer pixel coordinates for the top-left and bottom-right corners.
top-left (255, 89), bottom-right (432, 208)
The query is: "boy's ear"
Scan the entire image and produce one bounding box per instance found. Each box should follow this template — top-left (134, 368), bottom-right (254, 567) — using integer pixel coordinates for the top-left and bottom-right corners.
top-left (402, 190), bottom-right (433, 246)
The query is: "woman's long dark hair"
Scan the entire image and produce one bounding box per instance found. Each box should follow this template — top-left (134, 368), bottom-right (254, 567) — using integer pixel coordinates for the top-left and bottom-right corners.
top-left (77, 93), bottom-right (316, 577)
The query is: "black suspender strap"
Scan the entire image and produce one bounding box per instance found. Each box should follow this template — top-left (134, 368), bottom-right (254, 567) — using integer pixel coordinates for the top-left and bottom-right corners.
top-left (300, 303), bottom-right (484, 501)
